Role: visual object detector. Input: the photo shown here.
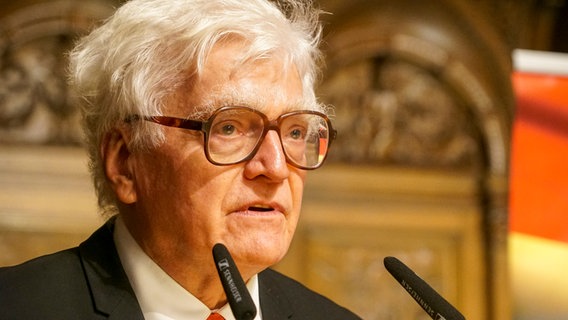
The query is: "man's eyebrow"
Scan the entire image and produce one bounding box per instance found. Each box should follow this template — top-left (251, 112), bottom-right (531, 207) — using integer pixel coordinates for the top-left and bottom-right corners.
top-left (186, 104), bottom-right (216, 120)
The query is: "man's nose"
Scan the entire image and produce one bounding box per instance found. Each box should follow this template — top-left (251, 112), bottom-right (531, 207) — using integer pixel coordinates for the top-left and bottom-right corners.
top-left (243, 130), bottom-right (290, 181)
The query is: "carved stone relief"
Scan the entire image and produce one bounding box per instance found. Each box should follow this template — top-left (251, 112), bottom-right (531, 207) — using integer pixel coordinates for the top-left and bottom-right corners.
top-left (0, 0), bottom-right (115, 145)
top-left (320, 55), bottom-right (482, 171)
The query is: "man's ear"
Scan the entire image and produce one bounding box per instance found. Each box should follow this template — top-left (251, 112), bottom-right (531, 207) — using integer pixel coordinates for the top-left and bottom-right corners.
top-left (102, 128), bottom-right (137, 204)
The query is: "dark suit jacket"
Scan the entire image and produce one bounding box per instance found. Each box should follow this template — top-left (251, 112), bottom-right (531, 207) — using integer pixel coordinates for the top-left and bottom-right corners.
top-left (0, 221), bottom-right (361, 320)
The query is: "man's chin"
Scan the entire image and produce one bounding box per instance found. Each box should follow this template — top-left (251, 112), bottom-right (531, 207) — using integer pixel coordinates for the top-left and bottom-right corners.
top-left (233, 242), bottom-right (290, 272)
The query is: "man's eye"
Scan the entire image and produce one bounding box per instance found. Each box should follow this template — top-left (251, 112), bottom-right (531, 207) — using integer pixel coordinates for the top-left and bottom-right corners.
top-left (289, 128), bottom-right (305, 140)
top-left (211, 120), bottom-right (243, 137)
top-left (221, 124), bottom-right (236, 135)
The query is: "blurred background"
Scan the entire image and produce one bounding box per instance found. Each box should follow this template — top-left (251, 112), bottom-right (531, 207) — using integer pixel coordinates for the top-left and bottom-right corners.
top-left (0, 0), bottom-right (567, 319)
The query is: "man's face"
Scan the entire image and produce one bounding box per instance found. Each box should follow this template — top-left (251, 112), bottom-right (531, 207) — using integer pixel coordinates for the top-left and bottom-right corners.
top-left (122, 40), bottom-right (307, 277)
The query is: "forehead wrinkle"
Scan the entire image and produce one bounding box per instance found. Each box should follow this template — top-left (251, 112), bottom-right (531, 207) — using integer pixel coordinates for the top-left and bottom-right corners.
top-left (191, 88), bottom-right (309, 119)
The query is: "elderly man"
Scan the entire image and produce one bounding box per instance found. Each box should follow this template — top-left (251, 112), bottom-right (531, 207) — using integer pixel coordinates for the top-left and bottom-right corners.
top-left (0, 0), bottom-right (361, 319)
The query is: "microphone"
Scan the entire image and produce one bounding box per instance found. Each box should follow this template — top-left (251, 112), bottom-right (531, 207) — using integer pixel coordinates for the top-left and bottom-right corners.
top-left (212, 243), bottom-right (257, 320)
top-left (384, 256), bottom-right (466, 320)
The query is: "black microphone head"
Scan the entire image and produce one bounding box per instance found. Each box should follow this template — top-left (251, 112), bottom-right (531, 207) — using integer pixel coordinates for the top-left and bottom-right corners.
top-left (384, 256), bottom-right (465, 320)
top-left (212, 243), bottom-right (257, 320)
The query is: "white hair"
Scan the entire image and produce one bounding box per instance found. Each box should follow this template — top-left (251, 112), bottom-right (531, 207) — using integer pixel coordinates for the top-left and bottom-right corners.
top-left (68, 0), bottom-right (324, 215)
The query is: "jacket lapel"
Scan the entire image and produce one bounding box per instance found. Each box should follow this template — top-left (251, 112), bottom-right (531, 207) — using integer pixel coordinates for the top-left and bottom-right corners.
top-left (77, 220), bottom-right (297, 319)
top-left (258, 270), bottom-right (294, 320)
top-left (78, 219), bottom-right (144, 319)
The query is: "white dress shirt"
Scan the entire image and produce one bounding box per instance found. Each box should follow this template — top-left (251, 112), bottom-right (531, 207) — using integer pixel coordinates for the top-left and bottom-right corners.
top-left (113, 216), bottom-right (262, 320)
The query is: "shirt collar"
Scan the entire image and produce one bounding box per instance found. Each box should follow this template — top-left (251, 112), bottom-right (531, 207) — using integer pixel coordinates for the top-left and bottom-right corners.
top-left (113, 216), bottom-right (262, 320)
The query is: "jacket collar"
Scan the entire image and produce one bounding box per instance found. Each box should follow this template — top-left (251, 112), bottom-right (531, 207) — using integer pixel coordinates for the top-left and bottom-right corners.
top-left (78, 218), bottom-right (144, 319)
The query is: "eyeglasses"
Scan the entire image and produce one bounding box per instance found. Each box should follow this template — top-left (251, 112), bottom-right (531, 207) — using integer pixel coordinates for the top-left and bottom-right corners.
top-left (132, 106), bottom-right (336, 170)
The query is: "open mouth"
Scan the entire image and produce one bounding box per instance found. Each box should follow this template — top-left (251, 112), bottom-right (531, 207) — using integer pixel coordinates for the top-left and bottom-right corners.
top-left (248, 205), bottom-right (274, 212)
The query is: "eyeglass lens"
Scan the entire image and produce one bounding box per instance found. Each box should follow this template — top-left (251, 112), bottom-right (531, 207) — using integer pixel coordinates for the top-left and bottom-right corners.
top-left (206, 108), bottom-right (330, 169)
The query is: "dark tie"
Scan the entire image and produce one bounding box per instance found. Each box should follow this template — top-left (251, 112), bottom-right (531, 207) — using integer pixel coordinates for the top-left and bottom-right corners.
top-left (207, 312), bottom-right (225, 320)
